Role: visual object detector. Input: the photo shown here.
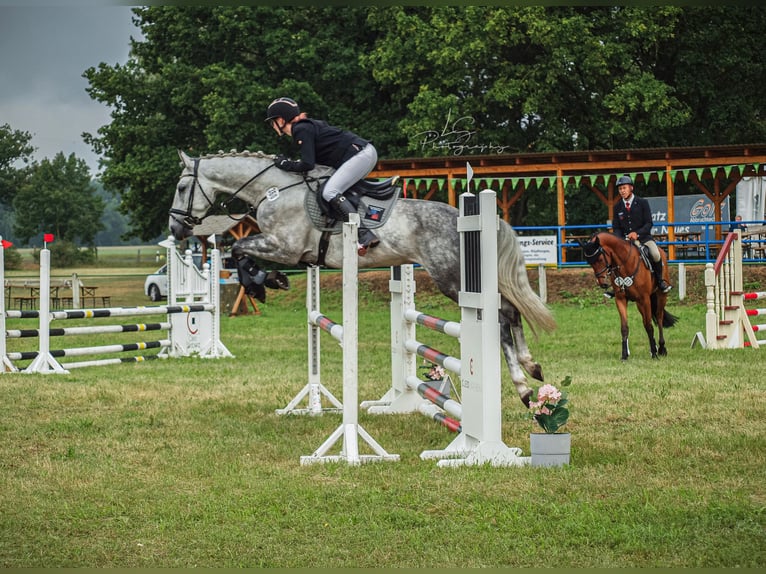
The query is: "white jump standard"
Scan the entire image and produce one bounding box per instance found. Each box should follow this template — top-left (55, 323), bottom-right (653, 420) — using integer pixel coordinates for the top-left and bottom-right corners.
top-left (275, 266), bottom-right (343, 416)
top-left (1, 237), bottom-right (231, 374)
top-left (362, 190), bottom-right (528, 467)
top-left (299, 215), bottom-right (399, 466)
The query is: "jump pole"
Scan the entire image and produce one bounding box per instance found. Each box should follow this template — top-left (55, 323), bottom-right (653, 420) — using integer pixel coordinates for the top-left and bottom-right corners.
top-left (300, 214), bottom-right (399, 465)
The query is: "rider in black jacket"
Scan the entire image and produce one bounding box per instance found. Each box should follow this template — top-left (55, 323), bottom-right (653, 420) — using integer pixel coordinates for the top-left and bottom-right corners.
top-left (265, 97), bottom-right (380, 255)
top-left (611, 175), bottom-right (672, 294)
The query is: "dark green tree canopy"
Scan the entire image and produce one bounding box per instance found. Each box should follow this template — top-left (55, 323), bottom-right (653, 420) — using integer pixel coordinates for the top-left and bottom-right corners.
top-left (84, 6), bottom-right (766, 240)
top-left (12, 153), bottom-right (105, 247)
top-left (0, 123), bottom-right (35, 206)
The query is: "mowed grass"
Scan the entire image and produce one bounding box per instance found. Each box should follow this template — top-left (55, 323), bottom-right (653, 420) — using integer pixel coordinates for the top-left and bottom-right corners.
top-left (0, 269), bottom-right (764, 567)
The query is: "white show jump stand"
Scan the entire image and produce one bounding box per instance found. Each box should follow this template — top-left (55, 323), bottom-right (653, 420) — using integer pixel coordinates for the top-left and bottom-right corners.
top-left (300, 215), bottom-right (399, 465)
top-left (362, 190), bottom-right (528, 467)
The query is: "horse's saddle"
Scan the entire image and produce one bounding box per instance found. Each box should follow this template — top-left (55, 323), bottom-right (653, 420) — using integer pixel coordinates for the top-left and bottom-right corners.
top-left (304, 176), bottom-right (402, 233)
top-left (638, 244), bottom-right (652, 269)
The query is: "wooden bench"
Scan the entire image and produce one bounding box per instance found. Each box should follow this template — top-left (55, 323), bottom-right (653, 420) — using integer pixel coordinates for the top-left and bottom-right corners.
top-left (13, 296), bottom-right (38, 310)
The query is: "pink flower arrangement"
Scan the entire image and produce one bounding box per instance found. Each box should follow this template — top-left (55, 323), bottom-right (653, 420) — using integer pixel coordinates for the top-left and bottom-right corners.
top-left (529, 376), bottom-right (572, 433)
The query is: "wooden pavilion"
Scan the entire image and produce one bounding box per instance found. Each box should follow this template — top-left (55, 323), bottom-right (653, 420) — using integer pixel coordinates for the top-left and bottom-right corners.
top-left (370, 143), bottom-right (766, 260)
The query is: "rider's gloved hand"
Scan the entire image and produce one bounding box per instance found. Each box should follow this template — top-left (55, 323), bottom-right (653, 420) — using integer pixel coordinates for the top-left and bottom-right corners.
top-left (274, 155), bottom-right (292, 169)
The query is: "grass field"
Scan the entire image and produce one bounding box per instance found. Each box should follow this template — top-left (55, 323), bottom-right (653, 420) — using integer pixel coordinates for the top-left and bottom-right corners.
top-left (0, 267), bottom-right (764, 567)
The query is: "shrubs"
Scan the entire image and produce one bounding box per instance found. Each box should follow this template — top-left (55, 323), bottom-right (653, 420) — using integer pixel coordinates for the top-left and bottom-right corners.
top-left (2, 246), bottom-right (22, 270)
top-left (32, 240), bottom-right (96, 268)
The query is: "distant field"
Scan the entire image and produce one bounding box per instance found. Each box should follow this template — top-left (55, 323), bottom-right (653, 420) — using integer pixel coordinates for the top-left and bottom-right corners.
top-left (13, 244), bottom-right (165, 268)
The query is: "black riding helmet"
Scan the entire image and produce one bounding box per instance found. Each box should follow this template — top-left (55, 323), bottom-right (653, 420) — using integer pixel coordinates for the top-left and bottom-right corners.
top-left (615, 175), bottom-right (634, 187)
top-left (265, 97), bottom-right (300, 122)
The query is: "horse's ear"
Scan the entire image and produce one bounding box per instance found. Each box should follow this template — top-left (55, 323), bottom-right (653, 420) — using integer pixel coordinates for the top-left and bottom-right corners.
top-left (178, 149), bottom-right (192, 167)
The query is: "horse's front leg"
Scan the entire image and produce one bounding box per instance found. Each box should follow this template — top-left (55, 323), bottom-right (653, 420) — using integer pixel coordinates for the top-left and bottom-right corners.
top-left (636, 296), bottom-right (658, 358)
top-left (615, 297), bottom-right (631, 361)
top-left (232, 233), bottom-right (303, 267)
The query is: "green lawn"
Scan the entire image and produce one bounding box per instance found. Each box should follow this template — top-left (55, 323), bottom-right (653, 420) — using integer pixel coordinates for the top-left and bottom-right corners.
top-left (0, 270), bottom-right (764, 567)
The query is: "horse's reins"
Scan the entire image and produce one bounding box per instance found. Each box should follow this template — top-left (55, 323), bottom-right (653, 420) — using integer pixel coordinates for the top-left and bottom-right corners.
top-left (169, 157), bottom-right (329, 231)
top-left (587, 240), bottom-right (642, 290)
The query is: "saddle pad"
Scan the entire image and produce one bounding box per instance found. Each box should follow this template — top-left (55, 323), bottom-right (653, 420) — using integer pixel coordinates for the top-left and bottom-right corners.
top-left (304, 186), bottom-right (402, 234)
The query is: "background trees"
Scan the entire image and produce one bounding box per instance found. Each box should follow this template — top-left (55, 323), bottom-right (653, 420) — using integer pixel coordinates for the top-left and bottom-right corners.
top-left (72, 5), bottom-right (766, 240)
top-left (12, 153), bottom-right (104, 248)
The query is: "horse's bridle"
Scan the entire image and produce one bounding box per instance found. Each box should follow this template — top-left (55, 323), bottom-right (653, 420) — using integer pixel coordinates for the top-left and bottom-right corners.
top-left (584, 240), bottom-right (641, 291)
top-left (168, 157), bottom-right (278, 230)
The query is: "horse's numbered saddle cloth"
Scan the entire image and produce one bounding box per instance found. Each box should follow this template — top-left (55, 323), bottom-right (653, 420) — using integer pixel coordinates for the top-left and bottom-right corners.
top-left (304, 178), bottom-right (402, 233)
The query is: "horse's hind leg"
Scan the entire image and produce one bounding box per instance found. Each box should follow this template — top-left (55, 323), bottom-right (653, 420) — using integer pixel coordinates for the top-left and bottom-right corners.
top-left (654, 294), bottom-right (668, 356)
top-left (637, 299), bottom-right (658, 358)
top-left (499, 302), bottom-right (542, 407)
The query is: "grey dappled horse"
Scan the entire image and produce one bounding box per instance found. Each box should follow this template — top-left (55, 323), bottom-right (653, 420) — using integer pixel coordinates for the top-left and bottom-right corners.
top-left (168, 150), bottom-right (556, 404)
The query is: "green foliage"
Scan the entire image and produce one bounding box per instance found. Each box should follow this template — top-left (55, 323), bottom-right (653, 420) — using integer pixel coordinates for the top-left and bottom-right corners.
top-left (12, 153), bottom-right (104, 247)
top-left (31, 240), bottom-right (97, 268)
top-left (83, 6), bottom-right (766, 241)
top-left (84, 6), bottom-right (404, 241)
top-left (1, 245), bottom-right (22, 270)
top-left (0, 123), bottom-right (35, 206)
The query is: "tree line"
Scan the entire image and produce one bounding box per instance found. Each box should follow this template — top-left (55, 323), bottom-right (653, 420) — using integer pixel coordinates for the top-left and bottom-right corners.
top-left (0, 124), bottom-right (142, 258)
top-left (4, 6), bottom-right (766, 246)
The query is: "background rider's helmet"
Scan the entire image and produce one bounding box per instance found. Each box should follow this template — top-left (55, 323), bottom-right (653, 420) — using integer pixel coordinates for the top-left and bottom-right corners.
top-left (265, 97), bottom-right (300, 122)
top-left (615, 175), bottom-right (634, 187)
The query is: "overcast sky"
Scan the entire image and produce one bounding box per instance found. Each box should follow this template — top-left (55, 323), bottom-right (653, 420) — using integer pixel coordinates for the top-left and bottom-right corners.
top-left (0, 5), bottom-right (139, 175)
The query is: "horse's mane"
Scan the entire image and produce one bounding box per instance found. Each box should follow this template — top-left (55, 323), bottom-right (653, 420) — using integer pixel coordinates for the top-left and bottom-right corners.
top-left (199, 149), bottom-right (277, 161)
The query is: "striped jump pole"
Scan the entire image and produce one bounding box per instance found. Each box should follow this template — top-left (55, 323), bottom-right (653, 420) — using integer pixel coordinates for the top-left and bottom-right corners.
top-left (743, 291), bottom-right (766, 301)
top-left (743, 291), bottom-right (766, 347)
top-left (300, 214), bottom-right (399, 466)
top-left (9, 340), bottom-right (170, 363)
top-left (406, 375), bottom-right (462, 433)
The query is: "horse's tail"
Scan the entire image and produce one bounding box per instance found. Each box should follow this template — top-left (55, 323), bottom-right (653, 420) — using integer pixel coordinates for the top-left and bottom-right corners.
top-left (651, 295), bottom-right (679, 328)
top-left (497, 223), bottom-right (557, 334)
top-left (663, 311), bottom-right (679, 328)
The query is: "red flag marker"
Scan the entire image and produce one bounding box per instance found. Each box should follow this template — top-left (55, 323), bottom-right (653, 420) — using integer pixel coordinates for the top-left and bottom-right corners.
top-left (43, 233), bottom-right (54, 244)
top-left (1, 239), bottom-right (12, 249)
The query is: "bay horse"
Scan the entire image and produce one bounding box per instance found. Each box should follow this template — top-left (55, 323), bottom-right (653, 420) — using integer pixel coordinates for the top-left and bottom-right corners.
top-left (583, 231), bottom-right (678, 360)
top-left (168, 150), bottom-right (556, 405)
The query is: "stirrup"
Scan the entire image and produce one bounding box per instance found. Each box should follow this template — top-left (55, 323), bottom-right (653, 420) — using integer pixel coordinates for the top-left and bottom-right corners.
top-left (659, 281), bottom-right (672, 294)
top-left (357, 238), bottom-right (380, 257)
top-left (357, 229), bottom-right (380, 256)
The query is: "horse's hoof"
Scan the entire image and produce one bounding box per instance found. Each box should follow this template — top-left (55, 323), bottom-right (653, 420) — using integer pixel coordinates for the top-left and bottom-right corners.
top-left (520, 389), bottom-right (532, 408)
top-left (529, 363), bottom-right (544, 382)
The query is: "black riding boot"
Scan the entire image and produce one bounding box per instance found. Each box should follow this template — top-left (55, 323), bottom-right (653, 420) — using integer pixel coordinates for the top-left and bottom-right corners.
top-left (652, 260), bottom-right (672, 293)
top-left (328, 195), bottom-right (380, 256)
